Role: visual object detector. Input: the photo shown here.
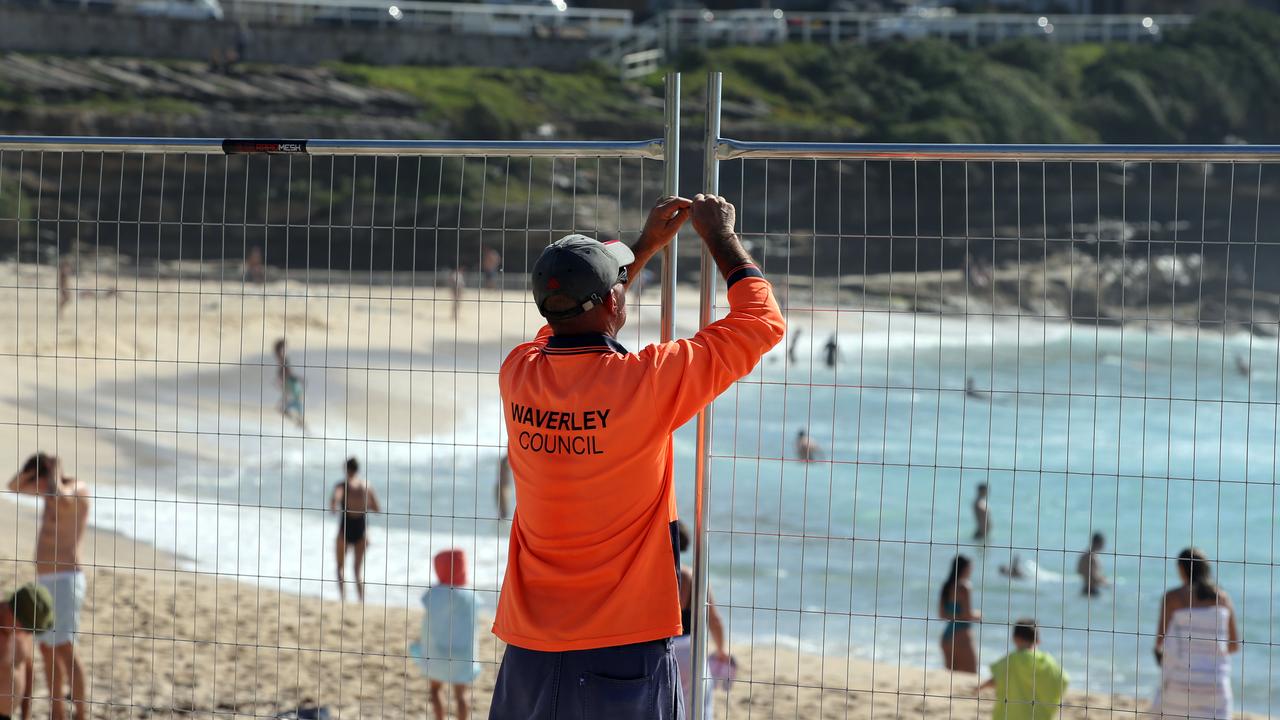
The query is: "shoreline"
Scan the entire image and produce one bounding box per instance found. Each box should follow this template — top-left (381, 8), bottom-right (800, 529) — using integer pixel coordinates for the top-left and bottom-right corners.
top-left (5, 486), bottom-right (1272, 720)
top-left (7, 498), bottom-right (1255, 719)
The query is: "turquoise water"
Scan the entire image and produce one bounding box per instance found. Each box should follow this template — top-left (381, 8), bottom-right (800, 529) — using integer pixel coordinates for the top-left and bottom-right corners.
top-left (701, 315), bottom-right (1279, 712)
top-left (82, 313), bottom-right (1279, 713)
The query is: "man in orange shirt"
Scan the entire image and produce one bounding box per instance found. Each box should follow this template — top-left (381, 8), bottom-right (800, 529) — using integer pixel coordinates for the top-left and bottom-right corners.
top-left (489, 194), bottom-right (785, 719)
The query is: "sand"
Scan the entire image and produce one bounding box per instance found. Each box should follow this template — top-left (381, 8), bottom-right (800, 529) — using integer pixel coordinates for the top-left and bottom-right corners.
top-left (0, 262), bottom-right (1262, 718)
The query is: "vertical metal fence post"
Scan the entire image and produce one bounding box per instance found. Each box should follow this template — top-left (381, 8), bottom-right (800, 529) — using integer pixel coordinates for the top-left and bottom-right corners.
top-left (661, 72), bottom-right (680, 343)
top-left (689, 69), bottom-right (722, 720)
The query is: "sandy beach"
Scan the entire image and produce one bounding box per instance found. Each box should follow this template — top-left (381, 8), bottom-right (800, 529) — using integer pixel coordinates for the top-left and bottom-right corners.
top-left (0, 261), bottom-right (1265, 718)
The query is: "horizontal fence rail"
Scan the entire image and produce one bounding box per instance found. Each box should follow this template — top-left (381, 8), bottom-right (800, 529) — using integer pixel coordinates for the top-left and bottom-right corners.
top-left (0, 136), bottom-right (666, 158)
top-left (717, 140), bottom-right (1280, 163)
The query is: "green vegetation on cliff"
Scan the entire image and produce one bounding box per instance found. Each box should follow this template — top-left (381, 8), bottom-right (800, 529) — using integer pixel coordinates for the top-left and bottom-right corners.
top-left (683, 7), bottom-right (1280, 143)
top-left (3, 9), bottom-right (1278, 144)
top-left (337, 8), bottom-right (1280, 144)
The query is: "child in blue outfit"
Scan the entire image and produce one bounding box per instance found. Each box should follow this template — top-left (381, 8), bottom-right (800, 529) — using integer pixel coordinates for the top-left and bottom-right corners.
top-left (411, 548), bottom-right (481, 720)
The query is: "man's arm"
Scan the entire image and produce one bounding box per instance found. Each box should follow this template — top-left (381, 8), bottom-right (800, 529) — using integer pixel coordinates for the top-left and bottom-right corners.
top-left (367, 487), bottom-right (381, 514)
top-left (6, 469), bottom-right (39, 496)
top-left (645, 195), bottom-right (786, 430)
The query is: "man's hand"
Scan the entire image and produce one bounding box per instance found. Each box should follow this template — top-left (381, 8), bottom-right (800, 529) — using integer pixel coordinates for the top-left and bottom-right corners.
top-left (626, 196), bottom-right (691, 289)
top-left (635, 195), bottom-right (692, 257)
top-left (690, 194), bottom-right (753, 278)
top-left (690, 194), bottom-right (736, 241)
top-left (6, 468), bottom-right (37, 495)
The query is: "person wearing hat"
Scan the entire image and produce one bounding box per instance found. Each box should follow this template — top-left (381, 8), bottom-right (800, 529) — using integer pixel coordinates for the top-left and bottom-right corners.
top-left (1, 583), bottom-right (56, 720)
top-left (488, 194), bottom-right (785, 718)
top-left (411, 549), bottom-right (482, 720)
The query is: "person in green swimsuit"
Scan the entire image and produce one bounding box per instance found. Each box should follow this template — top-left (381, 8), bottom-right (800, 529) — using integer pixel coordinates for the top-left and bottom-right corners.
top-left (273, 338), bottom-right (308, 432)
top-left (940, 554), bottom-right (982, 673)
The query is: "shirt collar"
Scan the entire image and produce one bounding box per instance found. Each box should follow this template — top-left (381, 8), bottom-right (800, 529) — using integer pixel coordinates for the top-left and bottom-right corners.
top-left (544, 332), bottom-right (630, 355)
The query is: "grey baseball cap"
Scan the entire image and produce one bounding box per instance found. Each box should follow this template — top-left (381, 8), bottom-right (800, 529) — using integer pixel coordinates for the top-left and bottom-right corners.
top-left (532, 234), bottom-right (635, 320)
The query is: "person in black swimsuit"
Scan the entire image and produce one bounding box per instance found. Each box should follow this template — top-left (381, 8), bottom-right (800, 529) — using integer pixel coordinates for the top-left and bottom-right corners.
top-left (340, 513), bottom-right (366, 545)
top-left (329, 457), bottom-right (381, 603)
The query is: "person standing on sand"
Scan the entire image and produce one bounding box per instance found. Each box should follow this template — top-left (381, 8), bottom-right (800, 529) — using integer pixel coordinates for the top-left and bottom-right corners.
top-left (244, 246), bottom-right (265, 283)
top-left (673, 522), bottom-right (731, 720)
top-left (273, 339), bottom-right (307, 432)
top-left (57, 259), bottom-right (72, 320)
top-left (450, 266), bottom-right (466, 322)
top-left (488, 194), bottom-right (784, 719)
top-left (973, 483), bottom-right (992, 542)
top-left (329, 457), bottom-right (381, 603)
top-left (6, 454), bottom-right (91, 720)
top-left (939, 554), bottom-right (982, 674)
top-left (1151, 548), bottom-right (1239, 719)
top-left (1077, 532), bottom-right (1109, 597)
top-left (1, 583), bottom-right (56, 720)
top-left (411, 549), bottom-right (481, 720)
top-left (481, 247), bottom-right (502, 290)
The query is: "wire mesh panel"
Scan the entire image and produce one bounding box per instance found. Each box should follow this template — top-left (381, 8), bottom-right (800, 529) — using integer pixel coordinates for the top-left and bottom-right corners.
top-left (0, 143), bottom-right (669, 719)
top-left (695, 151), bottom-right (1280, 719)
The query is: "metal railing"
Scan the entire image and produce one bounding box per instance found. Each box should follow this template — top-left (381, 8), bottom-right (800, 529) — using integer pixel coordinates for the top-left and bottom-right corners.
top-left (596, 9), bottom-right (1192, 78)
top-left (223, 0), bottom-right (633, 37)
top-left (688, 70), bottom-right (1280, 719)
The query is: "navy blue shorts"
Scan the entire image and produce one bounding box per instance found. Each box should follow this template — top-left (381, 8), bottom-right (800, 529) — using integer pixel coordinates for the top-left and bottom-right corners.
top-left (488, 638), bottom-right (685, 720)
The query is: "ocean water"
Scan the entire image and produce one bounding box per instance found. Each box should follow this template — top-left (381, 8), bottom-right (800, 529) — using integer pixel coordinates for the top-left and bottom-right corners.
top-left (80, 312), bottom-right (1280, 713)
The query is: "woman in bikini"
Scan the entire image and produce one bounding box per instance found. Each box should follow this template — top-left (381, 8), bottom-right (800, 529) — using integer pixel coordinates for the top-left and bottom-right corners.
top-left (939, 554), bottom-right (982, 673)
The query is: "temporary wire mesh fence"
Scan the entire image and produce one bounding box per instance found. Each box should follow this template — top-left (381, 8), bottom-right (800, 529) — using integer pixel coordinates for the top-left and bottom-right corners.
top-left (0, 141), bottom-right (671, 719)
top-left (4, 114), bottom-right (1280, 720)
top-left (696, 142), bottom-right (1280, 719)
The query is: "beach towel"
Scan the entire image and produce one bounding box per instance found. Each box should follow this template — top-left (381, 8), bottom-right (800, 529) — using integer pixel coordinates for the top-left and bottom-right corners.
top-left (1152, 605), bottom-right (1232, 719)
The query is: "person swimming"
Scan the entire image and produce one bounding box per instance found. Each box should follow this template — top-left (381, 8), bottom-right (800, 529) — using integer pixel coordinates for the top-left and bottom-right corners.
top-left (795, 428), bottom-right (821, 461)
top-left (1077, 532), bottom-right (1109, 597)
top-left (998, 554), bottom-right (1026, 580)
top-left (1234, 354), bottom-right (1250, 378)
top-left (973, 483), bottom-right (992, 542)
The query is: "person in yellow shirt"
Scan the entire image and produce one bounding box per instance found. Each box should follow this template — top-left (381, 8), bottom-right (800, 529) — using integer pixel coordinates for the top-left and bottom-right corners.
top-left (978, 619), bottom-right (1070, 720)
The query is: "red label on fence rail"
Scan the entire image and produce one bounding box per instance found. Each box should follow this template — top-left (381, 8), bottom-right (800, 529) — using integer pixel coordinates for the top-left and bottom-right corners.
top-left (222, 139), bottom-right (308, 155)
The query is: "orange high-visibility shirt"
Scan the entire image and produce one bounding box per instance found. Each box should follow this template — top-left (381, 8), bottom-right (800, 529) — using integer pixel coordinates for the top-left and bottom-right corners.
top-left (494, 267), bottom-right (785, 651)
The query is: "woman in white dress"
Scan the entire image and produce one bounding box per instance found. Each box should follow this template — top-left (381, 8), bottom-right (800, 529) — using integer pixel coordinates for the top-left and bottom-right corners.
top-left (1152, 548), bottom-right (1241, 719)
